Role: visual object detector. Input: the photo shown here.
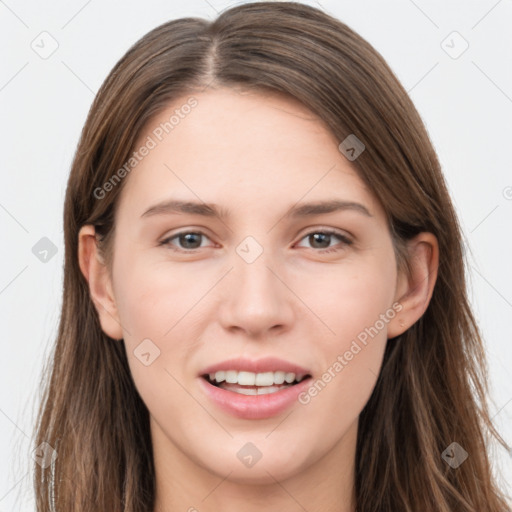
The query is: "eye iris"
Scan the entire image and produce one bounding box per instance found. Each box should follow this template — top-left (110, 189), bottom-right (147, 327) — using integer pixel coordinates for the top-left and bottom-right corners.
top-left (179, 233), bottom-right (202, 249)
top-left (309, 233), bottom-right (331, 249)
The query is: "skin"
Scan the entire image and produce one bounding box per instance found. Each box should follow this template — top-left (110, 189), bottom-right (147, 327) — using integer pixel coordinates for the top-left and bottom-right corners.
top-left (78, 87), bottom-right (438, 512)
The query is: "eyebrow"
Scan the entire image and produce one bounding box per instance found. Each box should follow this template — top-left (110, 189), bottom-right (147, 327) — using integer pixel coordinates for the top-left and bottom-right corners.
top-left (140, 198), bottom-right (373, 220)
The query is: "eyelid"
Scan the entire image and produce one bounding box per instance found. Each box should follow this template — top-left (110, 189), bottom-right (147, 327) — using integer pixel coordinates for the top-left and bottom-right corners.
top-left (297, 226), bottom-right (353, 242)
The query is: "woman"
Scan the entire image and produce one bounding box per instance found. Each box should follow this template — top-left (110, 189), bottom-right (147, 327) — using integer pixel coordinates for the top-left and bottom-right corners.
top-left (33, 2), bottom-right (511, 511)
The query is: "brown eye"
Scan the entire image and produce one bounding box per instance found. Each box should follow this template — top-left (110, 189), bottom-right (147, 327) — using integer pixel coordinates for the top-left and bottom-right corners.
top-left (160, 231), bottom-right (212, 252)
top-left (296, 229), bottom-right (352, 253)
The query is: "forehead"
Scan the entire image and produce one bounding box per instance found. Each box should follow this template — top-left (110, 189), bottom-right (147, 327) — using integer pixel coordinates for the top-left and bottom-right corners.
top-left (116, 87), bottom-right (381, 223)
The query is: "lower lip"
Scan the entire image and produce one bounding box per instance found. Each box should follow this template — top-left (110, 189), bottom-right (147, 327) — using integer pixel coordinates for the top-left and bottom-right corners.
top-left (198, 376), bottom-right (312, 420)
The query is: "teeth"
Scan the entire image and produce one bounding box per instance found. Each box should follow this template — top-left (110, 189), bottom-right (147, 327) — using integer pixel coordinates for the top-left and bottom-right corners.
top-left (207, 370), bottom-right (308, 386)
top-left (236, 385), bottom-right (285, 395)
top-left (274, 371), bottom-right (285, 384)
top-left (255, 372), bottom-right (274, 386)
top-left (225, 370), bottom-right (238, 384)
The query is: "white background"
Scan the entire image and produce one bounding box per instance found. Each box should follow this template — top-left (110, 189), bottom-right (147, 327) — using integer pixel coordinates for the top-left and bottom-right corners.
top-left (1, 0), bottom-right (511, 509)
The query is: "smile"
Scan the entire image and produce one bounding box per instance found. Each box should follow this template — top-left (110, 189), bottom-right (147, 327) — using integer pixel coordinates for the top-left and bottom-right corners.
top-left (199, 371), bottom-right (313, 419)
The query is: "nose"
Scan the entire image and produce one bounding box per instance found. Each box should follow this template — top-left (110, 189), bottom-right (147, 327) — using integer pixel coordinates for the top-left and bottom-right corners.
top-left (217, 248), bottom-right (296, 339)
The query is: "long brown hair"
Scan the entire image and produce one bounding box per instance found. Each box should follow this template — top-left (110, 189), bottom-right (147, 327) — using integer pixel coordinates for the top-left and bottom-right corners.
top-left (32, 2), bottom-right (511, 511)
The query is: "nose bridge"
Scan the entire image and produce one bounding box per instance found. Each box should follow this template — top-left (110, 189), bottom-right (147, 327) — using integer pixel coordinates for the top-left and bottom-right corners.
top-left (234, 236), bottom-right (282, 308)
top-left (218, 235), bottom-right (294, 336)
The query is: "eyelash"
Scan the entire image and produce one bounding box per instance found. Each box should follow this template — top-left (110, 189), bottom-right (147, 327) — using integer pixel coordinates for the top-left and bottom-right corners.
top-left (159, 228), bottom-right (353, 254)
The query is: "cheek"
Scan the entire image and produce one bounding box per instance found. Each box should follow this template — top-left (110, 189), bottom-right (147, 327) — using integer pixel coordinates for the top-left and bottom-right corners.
top-left (294, 254), bottom-right (396, 409)
top-left (295, 255), bottom-right (397, 345)
top-left (114, 253), bottom-right (200, 338)
top-left (112, 258), bottom-right (200, 385)
top-left (115, 274), bottom-right (198, 411)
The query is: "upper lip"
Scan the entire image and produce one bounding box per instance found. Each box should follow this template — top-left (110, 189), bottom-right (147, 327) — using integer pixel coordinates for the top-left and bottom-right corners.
top-left (199, 357), bottom-right (311, 377)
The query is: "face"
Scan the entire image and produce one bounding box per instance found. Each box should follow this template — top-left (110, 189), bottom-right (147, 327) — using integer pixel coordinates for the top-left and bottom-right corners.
top-left (100, 88), bottom-right (404, 483)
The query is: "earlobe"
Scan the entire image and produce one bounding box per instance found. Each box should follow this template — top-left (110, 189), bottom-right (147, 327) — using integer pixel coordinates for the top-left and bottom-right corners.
top-left (78, 225), bottom-right (124, 340)
top-left (387, 232), bottom-right (439, 339)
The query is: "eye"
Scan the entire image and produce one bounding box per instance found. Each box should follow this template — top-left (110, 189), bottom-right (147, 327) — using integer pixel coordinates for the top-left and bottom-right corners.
top-left (159, 228), bottom-right (353, 254)
top-left (295, 229), bottom-right (353, 254)
top-left (159, 230), bottom-right (213, 252)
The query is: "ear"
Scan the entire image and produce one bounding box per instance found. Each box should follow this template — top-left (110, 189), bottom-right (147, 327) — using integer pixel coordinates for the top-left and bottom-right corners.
top-left (387, 232), bottom-right (439, 339)
top-left (78, 225), bottom-right (123, 340)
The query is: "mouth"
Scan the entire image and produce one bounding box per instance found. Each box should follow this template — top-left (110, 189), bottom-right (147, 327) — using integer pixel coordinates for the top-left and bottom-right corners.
top-left (201, 371), bottom-right (312, 396)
